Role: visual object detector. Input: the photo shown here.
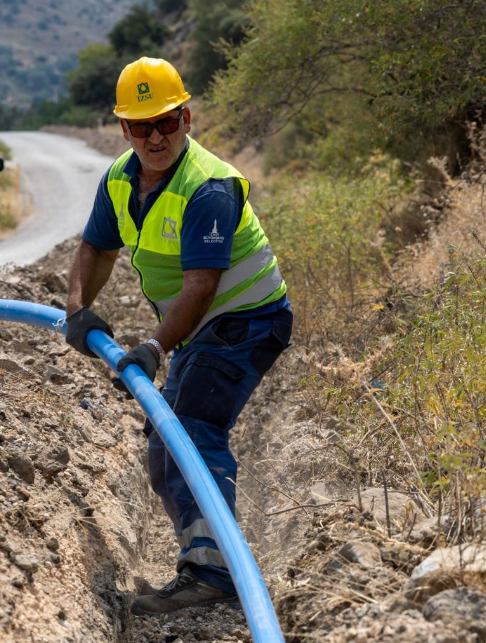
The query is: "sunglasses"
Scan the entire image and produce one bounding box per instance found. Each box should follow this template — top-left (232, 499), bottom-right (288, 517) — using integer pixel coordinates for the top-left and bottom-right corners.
top-left (126, 107), bottom-right (184, 139)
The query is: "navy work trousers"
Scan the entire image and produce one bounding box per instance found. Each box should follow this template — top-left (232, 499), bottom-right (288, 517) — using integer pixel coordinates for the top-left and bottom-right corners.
top-left (144, 306), bottom-right (293, 594)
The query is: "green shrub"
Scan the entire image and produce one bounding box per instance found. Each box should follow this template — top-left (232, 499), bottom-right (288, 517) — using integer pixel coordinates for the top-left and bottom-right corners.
top-left (0, 206), bottom-right (16, 230)
top-left (302, 249), bottom-right (486, 540)
top-left (262, 154), bottom-right (409, 342)
top-left (187, 0), bottom-right (247, 94)
top-left (0, 140), bottom-right (12, 161)
top-left (67, 44), bottom-right (122, 114)
top-left (60, 106), bottom-right (101, 128)
top-left (109, 3), bottom-right (170, 57)
top-left (211, 0), bottom-right (486, 169)
top-left (388, 252), bottom-right (486, 498)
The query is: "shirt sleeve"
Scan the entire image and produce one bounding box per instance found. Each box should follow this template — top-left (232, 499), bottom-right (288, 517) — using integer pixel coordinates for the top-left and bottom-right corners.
top-left (82, 168), bottom-right (125, 250)
top-left (180, 177), bottom-right (244, 271)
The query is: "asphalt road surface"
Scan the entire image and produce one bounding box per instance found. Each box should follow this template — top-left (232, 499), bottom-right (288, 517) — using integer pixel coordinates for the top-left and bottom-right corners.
top-left (0, 131), bottom-right (114, 266)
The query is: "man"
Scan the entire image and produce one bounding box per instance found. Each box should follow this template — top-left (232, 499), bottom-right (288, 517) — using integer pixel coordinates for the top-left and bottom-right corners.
top-left (65, 57), bottom-right (292, 616)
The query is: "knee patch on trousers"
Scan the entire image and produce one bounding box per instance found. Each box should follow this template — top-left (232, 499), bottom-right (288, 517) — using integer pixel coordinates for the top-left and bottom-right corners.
top-left (173, 351), bottom-right (245, 429)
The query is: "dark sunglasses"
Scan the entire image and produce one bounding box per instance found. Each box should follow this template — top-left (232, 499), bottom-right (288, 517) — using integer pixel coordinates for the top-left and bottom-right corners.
top-left (127, 107), bottom-right (184, 139)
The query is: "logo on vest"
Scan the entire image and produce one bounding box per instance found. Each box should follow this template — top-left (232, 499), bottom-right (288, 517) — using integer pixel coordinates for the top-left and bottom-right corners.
top-left (118, 203), bottom-right (125, 231)
top-left (203, 220), bottom-right (224, 244)
top-left (162, 217), bottom-right (178, 241)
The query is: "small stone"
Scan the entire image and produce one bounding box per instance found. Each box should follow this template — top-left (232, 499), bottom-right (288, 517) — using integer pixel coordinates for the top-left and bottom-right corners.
top-left (80, 399), bottom-right (95, 411)
top-left (356, 487), bottom-right (426, 531)
top-left (423, 587), bottom-right (486, 637)
top-left (12, 553), bottom-right (39, 574)
top-left (43, 365), bottom-right (72, 385)
top-left (0, 538), bottom-right (19, 555)
top-left (337, 540), bottom-right (382, 569)
top-left (16, 487), bottom-right (30, 501)
top-left (0, 329), bottom-right (13, 341)
top-left (118, 332), bottom-right (140, 347)
top-left (46, 537), bottom-right (59, 551)
top-left (10, 339), bottom-right (32, 355)
top-left (23, 357), bottom-right (35, 366)
top-left (7, 450), bottom-right (35, 485)
top-left (38, 269), bottom-right (67, 294)
top-left (50, 554), bottom-right (62, 565)
top-left (0, 353), bottom-right (26, 374)
top-left (406, 543), bottom-right (486, 601)
top-left (36, 445), bottom-right (70, 480)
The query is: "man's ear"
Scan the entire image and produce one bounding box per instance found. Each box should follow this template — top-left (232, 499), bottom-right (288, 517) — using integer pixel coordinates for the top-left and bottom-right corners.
top-left (183, 107), bottom-right (191, 134)
top-left (120, 119), bottom-right (130, 142)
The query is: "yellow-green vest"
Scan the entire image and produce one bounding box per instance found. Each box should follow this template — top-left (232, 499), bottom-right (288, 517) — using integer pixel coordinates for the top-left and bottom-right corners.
top-left (107, 136), bottom-right (286, 340)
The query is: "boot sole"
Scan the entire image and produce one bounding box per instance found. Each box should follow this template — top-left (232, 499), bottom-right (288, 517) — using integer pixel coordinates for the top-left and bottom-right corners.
top-left (131, 595), bottom-right (240, 617)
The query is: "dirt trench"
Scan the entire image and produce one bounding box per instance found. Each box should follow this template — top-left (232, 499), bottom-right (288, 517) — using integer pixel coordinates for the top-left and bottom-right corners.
top-left (0, 237), bottom-right (325, 643)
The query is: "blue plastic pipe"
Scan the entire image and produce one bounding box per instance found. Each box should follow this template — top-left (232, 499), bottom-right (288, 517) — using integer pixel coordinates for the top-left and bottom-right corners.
top-left (0, 299), bottom-right (285, 643)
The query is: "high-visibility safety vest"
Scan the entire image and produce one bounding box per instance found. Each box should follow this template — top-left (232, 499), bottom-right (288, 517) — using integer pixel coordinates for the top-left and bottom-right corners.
top-left (107, 136), bottom-right (286, 340)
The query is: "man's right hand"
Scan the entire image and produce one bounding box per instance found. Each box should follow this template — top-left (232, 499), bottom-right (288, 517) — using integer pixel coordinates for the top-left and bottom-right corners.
top-left (65, 307), bottom-right (114, 358)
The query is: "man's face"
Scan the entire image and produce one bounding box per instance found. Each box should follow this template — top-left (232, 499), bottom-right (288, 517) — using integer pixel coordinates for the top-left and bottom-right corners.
top-left (121, 106), bottom-right (191, 179)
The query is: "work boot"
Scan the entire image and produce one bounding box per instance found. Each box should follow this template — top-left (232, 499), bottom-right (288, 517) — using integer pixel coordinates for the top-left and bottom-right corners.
top-left (130, 568), bottom-right (238, 616)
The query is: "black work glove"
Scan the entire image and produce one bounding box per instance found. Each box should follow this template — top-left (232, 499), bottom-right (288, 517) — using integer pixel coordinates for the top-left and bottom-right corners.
top-left (112, 344), bottom-right (160, 400)
top-left (65, 307), bottom-right (114, 358)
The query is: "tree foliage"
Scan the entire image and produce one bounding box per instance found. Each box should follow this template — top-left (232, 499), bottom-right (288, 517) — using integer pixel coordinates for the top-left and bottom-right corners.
top-left (211, 0), bottom-right (486, 164)
top-left (67, 44), bottom-right (122, 114)
top-left (109, 3), bottom-right (170, 57)
top-left (188, 0), bottom-right (247, 94)
top-left (153, 0), bottom-right (187, 16)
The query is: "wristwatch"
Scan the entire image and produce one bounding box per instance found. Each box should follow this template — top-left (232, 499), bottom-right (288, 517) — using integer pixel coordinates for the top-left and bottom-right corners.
top-left (146, 338), bottom-right (164, 359)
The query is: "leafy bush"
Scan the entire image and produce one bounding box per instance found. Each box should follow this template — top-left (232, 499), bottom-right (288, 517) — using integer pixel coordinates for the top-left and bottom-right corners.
top-left (389, 252), bottom-right (486, 501)
top-left (296, 247), bottom-right (486, 541)
top-left (262, 154), bottom-right (409, 342)
top-left (211, 0), bottom-right (486, 169)
top-left (0, 206), bottom-right (16, 230)
top-left (187, 0), bottom-right (247, 94)
top-left (153, 0), bottom-right (187, 15)
top-left (0, 140), bottom-right (12, 161)
top-left (67, 44), bottom-right (122, 114)
top-left (109, 3), bottom-right (170, 57)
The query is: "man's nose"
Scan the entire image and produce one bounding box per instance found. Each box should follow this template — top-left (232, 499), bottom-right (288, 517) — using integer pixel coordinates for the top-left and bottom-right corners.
top-left (147, 126), bottom-right (165, 145)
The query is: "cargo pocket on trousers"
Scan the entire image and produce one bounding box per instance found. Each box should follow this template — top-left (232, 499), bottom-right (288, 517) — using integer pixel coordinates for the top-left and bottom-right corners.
top-left (249, 317), bottom-right (293, 378)
top-left (173, 351), bottom-right (245, 428)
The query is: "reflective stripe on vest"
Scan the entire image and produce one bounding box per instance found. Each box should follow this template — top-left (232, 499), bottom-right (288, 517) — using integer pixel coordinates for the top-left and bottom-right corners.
top-left (107, 137), bottom-right (286, 339)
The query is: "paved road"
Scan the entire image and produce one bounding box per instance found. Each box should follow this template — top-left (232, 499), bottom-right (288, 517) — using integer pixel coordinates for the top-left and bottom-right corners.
top-left (0, 131), bottom-right (114, 266)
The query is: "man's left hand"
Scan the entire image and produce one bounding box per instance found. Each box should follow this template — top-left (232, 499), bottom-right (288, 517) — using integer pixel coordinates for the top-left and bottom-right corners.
top-left (112, 344), bottom-right (160, 399)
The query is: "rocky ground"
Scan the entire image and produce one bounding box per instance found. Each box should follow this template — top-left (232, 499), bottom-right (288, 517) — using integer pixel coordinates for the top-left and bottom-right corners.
top-left (2, 131), bottom-right (486, 643)
top-left (0, 237), bottom-right (317, 643)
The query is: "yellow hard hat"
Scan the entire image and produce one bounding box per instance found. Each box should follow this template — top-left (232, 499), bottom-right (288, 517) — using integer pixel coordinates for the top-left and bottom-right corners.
top-left (114, 57), bottom-right (191, 120)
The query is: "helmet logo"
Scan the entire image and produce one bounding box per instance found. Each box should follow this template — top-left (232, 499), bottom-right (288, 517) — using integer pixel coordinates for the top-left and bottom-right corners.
top-left (137, 82), bottom-right (153, 103)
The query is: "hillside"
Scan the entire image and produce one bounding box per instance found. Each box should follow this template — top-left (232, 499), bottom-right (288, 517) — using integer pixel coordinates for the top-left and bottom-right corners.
top-left (2, 122), bottom-right (486, 641)
top-left (0, 0), bottom-right (144, 107)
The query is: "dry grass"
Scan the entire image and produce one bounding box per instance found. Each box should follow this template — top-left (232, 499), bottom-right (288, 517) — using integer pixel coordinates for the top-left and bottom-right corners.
top-left (0, 165), bottom-right (25, 237)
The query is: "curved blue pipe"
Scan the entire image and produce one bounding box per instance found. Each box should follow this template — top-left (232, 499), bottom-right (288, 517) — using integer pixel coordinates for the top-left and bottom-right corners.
top-left (0, 299), bottom-right (284, 643)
